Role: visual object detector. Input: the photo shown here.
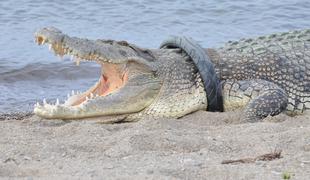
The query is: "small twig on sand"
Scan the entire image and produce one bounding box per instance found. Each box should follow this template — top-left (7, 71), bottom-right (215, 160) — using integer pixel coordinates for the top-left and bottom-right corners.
top-left (221, 150), bottom-right (282, 164)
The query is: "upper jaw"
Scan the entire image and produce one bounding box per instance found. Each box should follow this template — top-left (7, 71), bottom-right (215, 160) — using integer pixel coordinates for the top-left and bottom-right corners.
top-left (35, 27), bottom-right (137, 65)
top-left (35, 27), bottom-right (98, 64)
top-left (35, 27), bottom-right (64, 45)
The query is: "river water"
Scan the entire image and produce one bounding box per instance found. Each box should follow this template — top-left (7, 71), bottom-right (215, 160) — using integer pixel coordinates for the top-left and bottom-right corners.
top-left (1, 0), bottom-right (310, 113)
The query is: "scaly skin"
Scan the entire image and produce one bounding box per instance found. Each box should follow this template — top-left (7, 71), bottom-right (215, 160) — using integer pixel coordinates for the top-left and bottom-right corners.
top-left (33, 27), bottom-right (310, 122)
top-left (33, 27), bottom-right (207, 121)
top-left (208, 29), bottom-right (310, 120)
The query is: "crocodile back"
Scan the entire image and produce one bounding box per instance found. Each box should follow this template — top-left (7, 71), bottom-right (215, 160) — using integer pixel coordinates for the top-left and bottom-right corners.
top-left (214, 29), bottom-right (310, 114)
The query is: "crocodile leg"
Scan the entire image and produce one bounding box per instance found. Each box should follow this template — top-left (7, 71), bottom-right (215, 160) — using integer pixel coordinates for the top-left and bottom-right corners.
top-left (222, 80), bottom-right (288, 122)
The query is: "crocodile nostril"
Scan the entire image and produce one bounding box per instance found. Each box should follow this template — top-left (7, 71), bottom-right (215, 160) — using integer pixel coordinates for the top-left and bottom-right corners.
top-left (36, 36), bottom-right (44, 45)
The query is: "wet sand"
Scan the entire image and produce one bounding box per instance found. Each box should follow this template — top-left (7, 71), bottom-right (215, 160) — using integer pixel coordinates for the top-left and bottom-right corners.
top-left (1, 111), bottom-right (310, 179)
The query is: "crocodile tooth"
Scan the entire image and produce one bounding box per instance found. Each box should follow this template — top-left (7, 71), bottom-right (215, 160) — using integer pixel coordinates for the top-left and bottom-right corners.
top-left (35, 102), bottom-right (40, 107)
top-left (71, 90), bottom-right (75, 95)
top-left (76, 58), bottom-right (80, 66)
top-left (86, 96), bottom-right (89, 100)
top-left (70, 55), bottom-right (74, 61)
top-left (56, 98), bottom-right (59, 105)
top-left (67, 93), bottom-right (70, 99)
top-left (43, 98), bottom-right (47, 105)
top-left (90, 93), bottom-right (94, 98)
top-left (49, 44), bottom-right (52, 51)
top-left (59, 55), bottom-right (64, 61)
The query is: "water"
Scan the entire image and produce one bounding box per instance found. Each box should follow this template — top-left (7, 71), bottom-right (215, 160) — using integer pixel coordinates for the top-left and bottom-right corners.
top-left (1, 0), bottom-right (310, 113)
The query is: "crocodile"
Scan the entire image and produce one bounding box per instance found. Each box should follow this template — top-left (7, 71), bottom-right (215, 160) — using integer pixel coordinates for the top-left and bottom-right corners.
top-left (33, 27), bottom-right (310, 122)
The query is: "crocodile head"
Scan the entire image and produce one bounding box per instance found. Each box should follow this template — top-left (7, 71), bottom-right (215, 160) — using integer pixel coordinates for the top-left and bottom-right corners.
top-left (34, 27), bottom-right (161, 120)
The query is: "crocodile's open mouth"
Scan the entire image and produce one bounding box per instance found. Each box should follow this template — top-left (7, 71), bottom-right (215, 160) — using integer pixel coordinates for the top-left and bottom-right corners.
top-left (35, 35), bottom-right (129, 107)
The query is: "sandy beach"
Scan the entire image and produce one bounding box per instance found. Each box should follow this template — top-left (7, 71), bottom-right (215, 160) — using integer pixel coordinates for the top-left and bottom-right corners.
top-left (1, 111), bottom-right (309, 179)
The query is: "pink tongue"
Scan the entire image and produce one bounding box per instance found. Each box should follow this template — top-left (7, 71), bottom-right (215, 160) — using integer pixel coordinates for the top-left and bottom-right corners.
top-left (97, 75), bottom-right (110, 96)
top-left (64, 76), bottom-right (111, 106)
